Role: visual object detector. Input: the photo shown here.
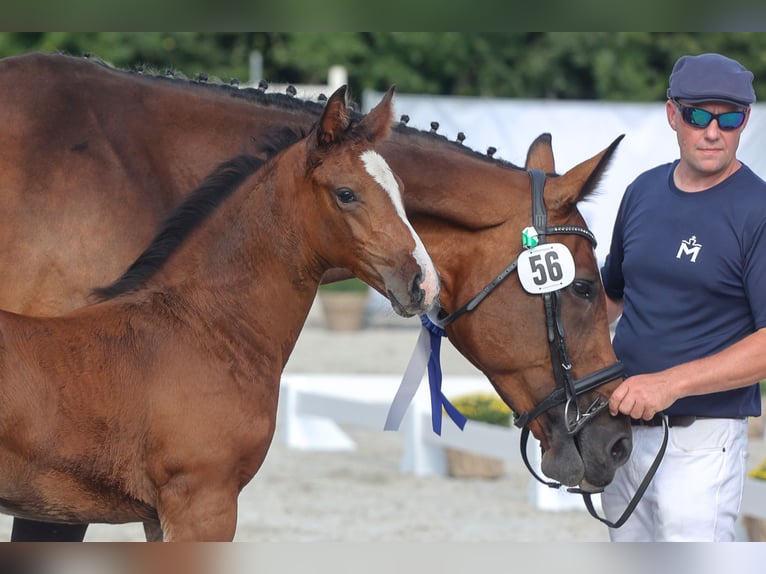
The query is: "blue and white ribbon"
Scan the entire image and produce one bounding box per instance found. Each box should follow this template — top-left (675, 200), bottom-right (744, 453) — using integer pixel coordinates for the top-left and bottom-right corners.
top-left (384, 312), bottom-right (467, 435)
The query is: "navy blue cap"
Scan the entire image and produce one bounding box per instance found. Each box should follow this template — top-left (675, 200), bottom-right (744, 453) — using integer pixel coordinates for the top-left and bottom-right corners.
top-left (667, 53), bottom-right (756, 107)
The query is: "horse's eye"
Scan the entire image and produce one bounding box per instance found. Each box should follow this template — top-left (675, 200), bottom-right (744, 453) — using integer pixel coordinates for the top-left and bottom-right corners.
top-left (571, 280), bottom-right (594, 299)
top-left (336, 188), bottom-right (358, 204)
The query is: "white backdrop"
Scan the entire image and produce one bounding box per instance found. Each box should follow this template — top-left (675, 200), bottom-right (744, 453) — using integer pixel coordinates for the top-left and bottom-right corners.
top-left (363, 91), bottom-right (766, 266)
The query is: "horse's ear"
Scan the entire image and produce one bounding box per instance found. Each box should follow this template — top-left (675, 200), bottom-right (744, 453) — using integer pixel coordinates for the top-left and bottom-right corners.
top-left (525, 132), bottom-right (556, 174)
top-left (316, 85), bottom-right (351, 146)
top-left (547, 134), bottom-right (624, 211)
top-left (358, 85), bottom-right (395, 143)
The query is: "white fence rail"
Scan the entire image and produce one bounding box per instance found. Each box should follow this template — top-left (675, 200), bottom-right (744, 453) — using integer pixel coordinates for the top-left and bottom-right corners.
top-left (279, 373), bottom-right (593, 511)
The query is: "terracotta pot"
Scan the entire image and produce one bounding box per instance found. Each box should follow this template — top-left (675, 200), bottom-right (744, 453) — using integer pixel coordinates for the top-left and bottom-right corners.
top-left (319, 292), bottom-right (368, 331)
top-left (445, 448), bottom-right (504, 479)
top-left (743, 515), bottom-right (766, 542)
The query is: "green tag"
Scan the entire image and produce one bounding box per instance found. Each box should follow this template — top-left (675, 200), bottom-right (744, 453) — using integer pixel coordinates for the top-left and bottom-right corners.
top-left (522, 226), bottom-right (539, 249)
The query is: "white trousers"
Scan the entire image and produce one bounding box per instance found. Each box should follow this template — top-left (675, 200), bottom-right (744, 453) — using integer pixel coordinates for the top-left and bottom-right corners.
top-left (601, 417), bottom-right (749, 541)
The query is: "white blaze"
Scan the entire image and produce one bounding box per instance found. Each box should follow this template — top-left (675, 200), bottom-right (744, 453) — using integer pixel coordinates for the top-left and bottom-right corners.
top-left (360, 150), bottom-right (439, 305)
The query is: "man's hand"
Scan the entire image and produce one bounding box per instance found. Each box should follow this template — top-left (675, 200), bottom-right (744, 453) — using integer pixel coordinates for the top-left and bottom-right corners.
top-left (608, 372), bottom-right (680, 420)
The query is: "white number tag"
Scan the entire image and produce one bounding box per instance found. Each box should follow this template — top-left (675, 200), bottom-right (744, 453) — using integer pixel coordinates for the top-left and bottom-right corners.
top-left (517, 243), bottom-right (575, 294)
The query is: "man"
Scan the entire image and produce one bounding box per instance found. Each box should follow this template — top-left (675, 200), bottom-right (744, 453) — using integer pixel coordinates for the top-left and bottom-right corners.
top-left (600, 52), bottom-right (766, 541)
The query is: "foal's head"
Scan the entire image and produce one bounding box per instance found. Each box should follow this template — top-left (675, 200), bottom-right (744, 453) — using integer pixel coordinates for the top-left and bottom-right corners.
top-left (298, 85), bottom-right (439, 317)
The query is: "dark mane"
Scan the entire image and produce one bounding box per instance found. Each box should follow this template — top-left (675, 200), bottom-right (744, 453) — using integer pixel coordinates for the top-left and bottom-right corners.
top-left (81, 53), bottom-right (523, 171)
top-left (92, 155), bottom-right (264, 302)
top-left (389, 121), bottom-right (523, 170)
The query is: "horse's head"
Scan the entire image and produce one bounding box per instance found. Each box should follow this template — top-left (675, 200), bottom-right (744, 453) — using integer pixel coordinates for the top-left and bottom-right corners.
top-left (300, 85), bottom-right (439, 317)
top-left (437, 136), bottom-right (631, 491)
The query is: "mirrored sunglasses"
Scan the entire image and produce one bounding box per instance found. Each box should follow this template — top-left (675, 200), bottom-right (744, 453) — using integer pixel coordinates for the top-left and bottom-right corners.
top-left (673, 99), bottom-right (747, 131)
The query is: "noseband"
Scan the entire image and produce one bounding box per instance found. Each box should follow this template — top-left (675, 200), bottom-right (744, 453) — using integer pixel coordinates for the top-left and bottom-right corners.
top-left (432, 169), bottom-right (624, 436)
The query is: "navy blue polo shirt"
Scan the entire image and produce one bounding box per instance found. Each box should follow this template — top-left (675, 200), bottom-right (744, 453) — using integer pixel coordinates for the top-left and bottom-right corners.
top-left (601, 161), bottom-right (766, 417)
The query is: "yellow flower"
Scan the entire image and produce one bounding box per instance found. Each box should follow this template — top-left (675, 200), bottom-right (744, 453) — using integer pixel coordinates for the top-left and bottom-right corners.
top-left (448, 392), bottom-right (513, 427)
top-left (749, 458), bottom-right (766, 481)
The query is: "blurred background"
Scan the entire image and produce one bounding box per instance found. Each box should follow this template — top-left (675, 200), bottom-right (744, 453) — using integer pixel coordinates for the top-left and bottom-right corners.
top-left (1, 32), bottom-right (765, 102)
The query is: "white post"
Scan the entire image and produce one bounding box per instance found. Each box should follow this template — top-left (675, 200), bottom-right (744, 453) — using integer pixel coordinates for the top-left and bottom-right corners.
top-left (249, 50), bottom-right (263, 84)
top-left (328, 65), bottom-right (348, 91)
top-left (400, 403), bottom-right (447, 476)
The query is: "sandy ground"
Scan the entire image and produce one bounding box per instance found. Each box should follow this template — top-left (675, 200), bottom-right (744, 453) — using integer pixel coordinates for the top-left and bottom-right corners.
top-left (1, 295), bottom-right (764, 542)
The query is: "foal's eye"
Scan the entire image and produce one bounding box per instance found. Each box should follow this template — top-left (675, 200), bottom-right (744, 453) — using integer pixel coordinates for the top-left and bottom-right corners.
top-left (336, 188), bottom-right (358, 204)
top-left (571, 280), bottom-right (594, 299)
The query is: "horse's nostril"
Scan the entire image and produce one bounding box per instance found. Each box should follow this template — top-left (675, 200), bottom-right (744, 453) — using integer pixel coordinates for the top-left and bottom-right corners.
top-left (410, 272), bottom-right (425, 305)
top-left (414, 287), bottom-right (425, 307)
top-left (411, 270), bottom-right (422, 290)
top-left (610, 436), bottom-right (631, 465)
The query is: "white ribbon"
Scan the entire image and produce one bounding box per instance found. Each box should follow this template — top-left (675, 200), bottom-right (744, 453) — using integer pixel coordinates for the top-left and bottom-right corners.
top-left (384, 324), bottom-right (431, 431)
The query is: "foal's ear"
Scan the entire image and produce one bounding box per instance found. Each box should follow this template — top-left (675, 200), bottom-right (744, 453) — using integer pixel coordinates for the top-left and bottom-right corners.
top-left (316, 85), bottom-right (351, 146)
top-left (358, 85), bottom-right (395, 143)
top-left (546, 134), bottom-right (624, 212)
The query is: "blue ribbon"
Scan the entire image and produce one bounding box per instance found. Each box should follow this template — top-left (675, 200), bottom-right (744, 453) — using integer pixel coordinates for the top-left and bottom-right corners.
top-left (420, 315), bottom-right (467, 435)
top-left (384, 314), bottom-right (467, 435)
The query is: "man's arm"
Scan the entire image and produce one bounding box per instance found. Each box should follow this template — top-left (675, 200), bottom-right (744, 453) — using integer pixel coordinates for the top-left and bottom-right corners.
top-left (609, 327), bottom-right (766, 420)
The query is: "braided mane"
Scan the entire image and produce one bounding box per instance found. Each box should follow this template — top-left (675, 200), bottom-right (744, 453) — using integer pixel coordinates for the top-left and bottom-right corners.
top-left (77, 52), bottom-right (521, 170)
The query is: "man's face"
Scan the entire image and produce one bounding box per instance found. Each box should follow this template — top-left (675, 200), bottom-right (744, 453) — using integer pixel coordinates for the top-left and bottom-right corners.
top-left (667, 98), bottom-right (749, 182)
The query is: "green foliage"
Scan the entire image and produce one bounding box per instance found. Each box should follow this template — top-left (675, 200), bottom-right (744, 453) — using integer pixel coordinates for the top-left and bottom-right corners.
top-left (0, 32), bottom-right (261, 84)
top-left (2, 33), bottom-right (766, 103)
top-left (449, 392), bottom-right (513, 427)
top-left (318, 278), bottom-right (368, 293)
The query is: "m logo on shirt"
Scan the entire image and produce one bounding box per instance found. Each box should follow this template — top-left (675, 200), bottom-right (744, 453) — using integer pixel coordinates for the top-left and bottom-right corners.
top-left (676, 235), bottom-right (703, 263)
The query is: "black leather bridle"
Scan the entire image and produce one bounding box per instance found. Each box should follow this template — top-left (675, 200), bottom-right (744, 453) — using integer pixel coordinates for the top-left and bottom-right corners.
top-left (429, 169), bottom-right (666, 528)
top-left (432, 169), bottom-right (624, 435)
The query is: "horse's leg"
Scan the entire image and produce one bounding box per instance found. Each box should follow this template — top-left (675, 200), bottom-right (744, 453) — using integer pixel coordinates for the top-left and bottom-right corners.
top-left (143, 519), bottom-right (164, 542)
top-left (156, 481), bottom-right (239, 542)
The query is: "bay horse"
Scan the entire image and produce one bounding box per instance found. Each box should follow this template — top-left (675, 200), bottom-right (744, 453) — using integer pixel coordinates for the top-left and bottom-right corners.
top-left (0, 53), bottom-right (630, 510)
top-left (0, 85), bottom-right (439, 541)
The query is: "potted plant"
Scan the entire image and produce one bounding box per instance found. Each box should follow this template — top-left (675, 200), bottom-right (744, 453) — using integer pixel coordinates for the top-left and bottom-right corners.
top-left (444, 392), bottom-right (513, 479)
top-left (317, 277), bottom-right (370, 331)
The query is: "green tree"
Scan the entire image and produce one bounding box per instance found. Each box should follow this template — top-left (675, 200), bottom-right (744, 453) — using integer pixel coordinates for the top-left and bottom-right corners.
top-left (1, 32), bottom-right (765, 102)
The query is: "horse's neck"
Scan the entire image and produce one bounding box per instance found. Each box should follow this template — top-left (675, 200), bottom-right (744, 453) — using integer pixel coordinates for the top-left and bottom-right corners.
top-left (90, 61), bottom-right (318, 202)
top-left (379, 132), bottom-right (533, 310)
top-left (380, 131), bottom-right (526, 231)
top-left (149, 151), bottom-right (321, 369)
top-left (92, 60), bottom-right (523, 226)
top-left (64, 58), bottom-right (524, 227)
top-left (148, 104), bottom-right (305, 202)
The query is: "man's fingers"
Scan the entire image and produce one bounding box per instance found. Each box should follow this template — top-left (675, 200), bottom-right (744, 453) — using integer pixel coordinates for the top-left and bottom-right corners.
top-left (609, 382), bottom-right (628, 416)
